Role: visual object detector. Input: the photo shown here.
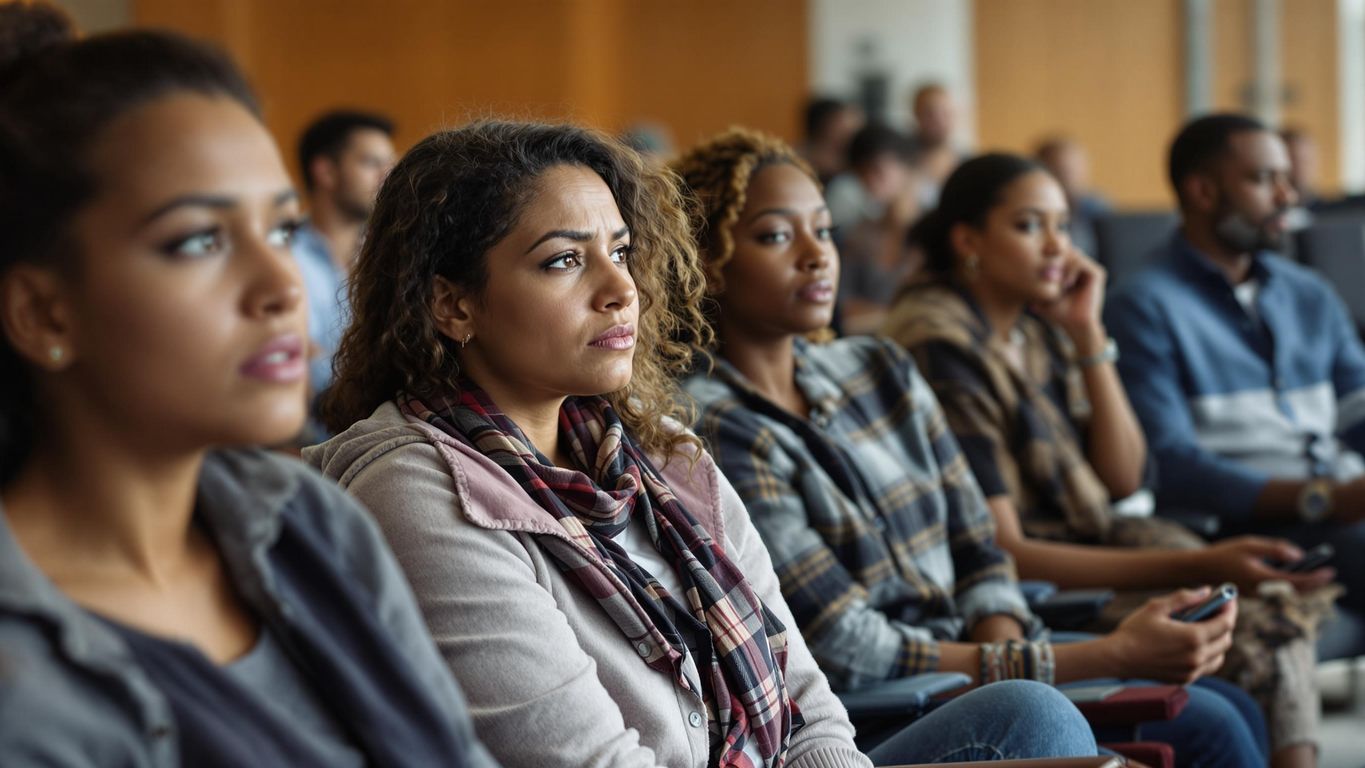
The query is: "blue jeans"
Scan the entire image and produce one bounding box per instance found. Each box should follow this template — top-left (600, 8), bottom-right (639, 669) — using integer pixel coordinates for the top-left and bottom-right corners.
top-left (1062, 678), bottom-right (1268, 768)
top-left (866, 680), bottom-right (1098, 764)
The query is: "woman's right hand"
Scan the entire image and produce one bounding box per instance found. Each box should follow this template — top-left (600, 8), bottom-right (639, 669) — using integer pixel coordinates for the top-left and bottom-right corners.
top-left (1103, 587), bottom-right (1236, 684)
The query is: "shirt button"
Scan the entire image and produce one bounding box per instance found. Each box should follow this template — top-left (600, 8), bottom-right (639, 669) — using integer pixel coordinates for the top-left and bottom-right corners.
top-left (688, 711), bottom-right (704, 728)
top-left (148, 724), bottom-right (172, 740)
top-left (636, 641), bottom-right (651, 657)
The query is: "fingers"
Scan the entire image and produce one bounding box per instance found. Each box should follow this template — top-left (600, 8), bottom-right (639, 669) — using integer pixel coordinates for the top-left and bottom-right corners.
top-left (1285, 566), bottom-right (1337, 591)
top-left (1235, 535), bottom-right (1302, 562)
top-left (1156, 586), bottom-right (1212, 614)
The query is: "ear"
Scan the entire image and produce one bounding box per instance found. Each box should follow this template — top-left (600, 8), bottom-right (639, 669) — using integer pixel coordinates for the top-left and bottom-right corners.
top-left (0, 265), bottom-right (76, 371)
top-left (431, 276), bottom-right (478, 345)
top-left (1181, 172), bottom-right (1219, 215)
top-left (948, 221), bottom-right (981, 266)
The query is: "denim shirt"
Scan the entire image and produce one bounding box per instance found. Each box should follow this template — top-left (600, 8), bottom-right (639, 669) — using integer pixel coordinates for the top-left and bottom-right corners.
top-left (1106, 233), bottom-right (1365, 519)
top-left (0, 449), bottom-right (499, 768)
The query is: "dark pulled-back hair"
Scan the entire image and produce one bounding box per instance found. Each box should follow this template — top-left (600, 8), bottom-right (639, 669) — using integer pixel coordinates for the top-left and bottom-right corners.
top-left (320, 120), bottom-right (710, 457)
top-left (297, 109), bottom-right (395, 191)
top-left (0, 3), bottom-right (259, 484)
top-left (1167, 113), bottom-right (1268, 202)
top-left (910, 152), bottom-right (1044, 275)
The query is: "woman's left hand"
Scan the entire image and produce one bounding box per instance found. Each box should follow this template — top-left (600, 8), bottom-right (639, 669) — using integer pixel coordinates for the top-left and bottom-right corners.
top-left (1033, 248), bottom-right (1108, 351)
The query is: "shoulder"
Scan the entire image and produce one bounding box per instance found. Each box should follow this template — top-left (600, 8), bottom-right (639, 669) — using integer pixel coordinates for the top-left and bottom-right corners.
top-left (805, 335), bottom-right (915, 383)
top-left (1265, 253), bottom-right (1340, 297)
top-left (0, 619), bottom-right (147, 765)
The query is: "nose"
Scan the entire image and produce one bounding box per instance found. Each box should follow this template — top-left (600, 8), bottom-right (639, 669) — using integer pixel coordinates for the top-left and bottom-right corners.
top-left (798, 231), bottom-right (833, 273)
top-left (243, 235), bottom-right (304, 320)
top-left (1274, 174), bottom-right (1298, 208)
top-left (593, 255), bottom-right (637, 313)
top-left (1043, 223), bottom-right (1068, 256)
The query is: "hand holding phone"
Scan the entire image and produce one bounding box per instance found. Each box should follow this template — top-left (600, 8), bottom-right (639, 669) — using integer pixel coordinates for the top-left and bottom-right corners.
top-left (1170, 583), bottom-right (1238, 623)
top-left (1281, 543), bottom-right (1334, 574)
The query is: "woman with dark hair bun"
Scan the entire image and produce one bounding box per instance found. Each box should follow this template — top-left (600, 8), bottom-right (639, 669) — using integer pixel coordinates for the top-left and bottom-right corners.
top-left (884, 153), bottom-right (1334, 767)
top-left (0, 5), bottom-right (494, 765)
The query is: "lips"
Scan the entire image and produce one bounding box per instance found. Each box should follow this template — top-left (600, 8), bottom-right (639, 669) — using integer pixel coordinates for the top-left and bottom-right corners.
top-left (589, 323), bottom-right (635, 351)
top-left (1039, 265), bottom-right (1065, 283)
top-left (240, 333), bottom-right (306, 383)
top-left (797, 279), bottom-right (835, 303)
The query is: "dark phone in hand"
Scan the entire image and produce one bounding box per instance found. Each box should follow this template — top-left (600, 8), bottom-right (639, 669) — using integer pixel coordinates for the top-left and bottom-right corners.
top-left (1284, 543), bottom-right (1334, 573)
top-left (1171, 583), bottom-right (1238, 623)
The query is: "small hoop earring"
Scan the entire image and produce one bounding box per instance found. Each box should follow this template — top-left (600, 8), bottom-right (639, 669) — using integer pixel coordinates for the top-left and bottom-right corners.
top-left (460, 333), bottom-right (472, 349)
top-left (48, 346), bottom-right (64, 364)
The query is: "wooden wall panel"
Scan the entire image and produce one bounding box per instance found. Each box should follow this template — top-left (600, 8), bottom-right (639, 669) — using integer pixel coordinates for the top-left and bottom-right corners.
top-left (974, 0), bottom-right (1185, 209)
top-left (132, 0), bottom-right (807, 182)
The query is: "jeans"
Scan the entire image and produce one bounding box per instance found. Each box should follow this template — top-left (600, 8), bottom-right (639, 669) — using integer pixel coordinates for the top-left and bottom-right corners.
top-left (1062, 678), bottom-right (1268, 768)
top-left (865, 680), bottom-right (1098, 765)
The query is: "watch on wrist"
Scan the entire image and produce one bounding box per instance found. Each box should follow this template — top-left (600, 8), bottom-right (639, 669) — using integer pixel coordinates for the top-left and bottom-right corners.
top-left (1298, 478), bottom-right (1333, 522)
top-left (1077, 337), bottom-right (1119, 368)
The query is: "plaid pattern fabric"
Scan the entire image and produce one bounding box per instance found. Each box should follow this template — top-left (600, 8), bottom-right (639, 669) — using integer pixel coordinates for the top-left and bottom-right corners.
top-left (884, 278), bottom-right (1115, 542)
top-left (684, 337), bottom-right (1037, 692)
top-left (399, 384), bottom-right (800, 767)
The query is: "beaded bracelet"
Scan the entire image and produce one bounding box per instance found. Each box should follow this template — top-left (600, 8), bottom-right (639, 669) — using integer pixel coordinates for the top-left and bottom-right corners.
top-left (979, 639), bottom-right (1056, 686)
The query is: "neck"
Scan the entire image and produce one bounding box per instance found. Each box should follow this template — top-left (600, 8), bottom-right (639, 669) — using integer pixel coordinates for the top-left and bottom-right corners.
top-left (309, 202), bottom-right (365, 274)
top-left (1181, 220), bottom-right (1254, 284)
top-left (716, 322), bottom-right (805, 416)
top-left (466, 375), bottom-right (568, 467)
top-left (3, 402), bottom-right (204, 584)
top-left (962, 279), bottom-right (1024, 344)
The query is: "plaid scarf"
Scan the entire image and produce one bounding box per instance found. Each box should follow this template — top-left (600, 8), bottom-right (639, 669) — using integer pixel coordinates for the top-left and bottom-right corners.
top-left (399, 385), bottom-right (800, 767)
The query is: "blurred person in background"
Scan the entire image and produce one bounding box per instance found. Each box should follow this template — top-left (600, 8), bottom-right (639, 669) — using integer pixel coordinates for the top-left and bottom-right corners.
top-left (1036, 136), bottom-right (1111, 258)
top-left (830, 124), bottom-right (923, 334)
top-left (294, 109), bottom-right (396, 443)
top-left (800, 96), bottom-right (865, 187)
top-left (906, 82), bottom-right (964, 203)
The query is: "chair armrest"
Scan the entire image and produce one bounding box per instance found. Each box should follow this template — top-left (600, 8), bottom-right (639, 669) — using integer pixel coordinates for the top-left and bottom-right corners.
top-left (836, 672), bottom-right (972, 719)
top-left (1066, 683), bottom-right (1190, 726)
top-left (1018, 580), bottom-right (1058, 604)
top-left (1031, 589), bottom-right (1115, 630)
top-left (881, 758), bottom-right (1124, 768)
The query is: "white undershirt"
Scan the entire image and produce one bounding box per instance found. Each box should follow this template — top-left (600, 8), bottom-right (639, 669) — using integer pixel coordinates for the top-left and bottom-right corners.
top-left (1233, 278), bottom-right (1262, 324)
top-left (613, 514), bottom-right (772, 767)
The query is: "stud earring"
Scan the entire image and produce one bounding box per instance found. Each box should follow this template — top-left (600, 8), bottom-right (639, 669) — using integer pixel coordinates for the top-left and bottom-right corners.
top-left (965, 253), bottom-right (981, 280)
top-left (48, 346), bottom-right (63, 364)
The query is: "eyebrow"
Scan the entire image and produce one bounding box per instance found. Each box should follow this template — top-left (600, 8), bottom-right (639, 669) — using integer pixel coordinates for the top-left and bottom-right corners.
top-left (141, 189), bottom-right (299, 225)
top-left (743, 205), bottom-right (830, 225)
top-left (523, 225), bottom-right (630, 255)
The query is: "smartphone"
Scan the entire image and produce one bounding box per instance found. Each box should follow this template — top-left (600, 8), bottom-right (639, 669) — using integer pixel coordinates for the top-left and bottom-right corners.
top-left (1284, 543), bottom-right (1334, 574)
top-left (1171, 583), bottom-right (1238, 623)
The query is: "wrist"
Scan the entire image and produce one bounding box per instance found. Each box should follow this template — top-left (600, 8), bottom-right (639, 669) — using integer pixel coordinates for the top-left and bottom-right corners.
top-left (1298, 477), bottom-right (1334, 522)
top-left (1069, 323), bottom-right (1109, 359)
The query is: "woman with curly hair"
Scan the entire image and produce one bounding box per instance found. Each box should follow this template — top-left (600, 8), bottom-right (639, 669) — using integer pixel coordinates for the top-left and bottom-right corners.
top-left (305, 119), bottom-right (1099, 767)
top-left (674, 128), bottom-right (1270, 766)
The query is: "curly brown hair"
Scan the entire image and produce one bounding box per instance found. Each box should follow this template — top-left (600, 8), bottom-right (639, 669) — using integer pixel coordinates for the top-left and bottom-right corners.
top-left (320, 120), bottom-right (710, 458)
top-left (669, 127), bottom-right (823, 342)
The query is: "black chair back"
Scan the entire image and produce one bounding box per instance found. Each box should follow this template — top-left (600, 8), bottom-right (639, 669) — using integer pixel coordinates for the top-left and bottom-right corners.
top-left (1093, 211), bottom-right (1178, 289)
